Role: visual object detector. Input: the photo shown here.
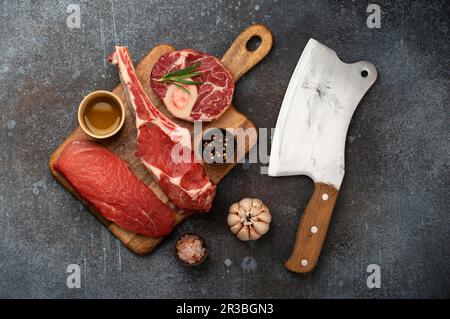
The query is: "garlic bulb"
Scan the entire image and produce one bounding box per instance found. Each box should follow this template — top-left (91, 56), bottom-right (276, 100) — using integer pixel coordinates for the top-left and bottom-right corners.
top-left (227, 198), bottom-right (272, 241)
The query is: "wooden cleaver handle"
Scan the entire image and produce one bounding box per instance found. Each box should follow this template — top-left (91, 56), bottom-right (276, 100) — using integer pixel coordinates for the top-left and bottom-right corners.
top-left (285, 183), bottom-right (339, 273)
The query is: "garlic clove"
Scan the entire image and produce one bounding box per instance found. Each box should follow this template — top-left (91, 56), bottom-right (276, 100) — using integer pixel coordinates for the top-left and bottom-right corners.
top-left (236, 225), bottom-right (251, 241)
top-left (230, 222), bottom-right (243, 234)
top-left (257, 211), bottom-right (272, 223)
top-left (227, 213), bottom-right (241, 227)
top-left (249, 226), bottom-right (262, 240)
top-left (252, 198), bottom-right (263, 209)
top-left (253, 221), bottom-right (270, 235)
top-left (239, 198), bottom-right (253, 212)
top-left (250, 205), bottom-right (263, 217)
top-left (229, 203), bottom-right (239, 214)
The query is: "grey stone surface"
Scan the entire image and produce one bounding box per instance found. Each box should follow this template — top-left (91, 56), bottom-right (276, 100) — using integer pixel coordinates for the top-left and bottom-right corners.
top-left (0, 0), bottom-right (449, 298)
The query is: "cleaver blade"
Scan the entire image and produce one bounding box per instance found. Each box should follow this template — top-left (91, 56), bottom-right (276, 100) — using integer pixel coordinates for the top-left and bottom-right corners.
top-left (269, 38), bottom-right (377, 273)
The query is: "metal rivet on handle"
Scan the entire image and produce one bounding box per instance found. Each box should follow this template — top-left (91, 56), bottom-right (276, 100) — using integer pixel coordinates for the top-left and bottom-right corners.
top-left (322, 193), bottom-right (329, 201)
top-left (311, 226), bottom-right (318, 234)
top-left (301, 259), bottom-right (308, 266)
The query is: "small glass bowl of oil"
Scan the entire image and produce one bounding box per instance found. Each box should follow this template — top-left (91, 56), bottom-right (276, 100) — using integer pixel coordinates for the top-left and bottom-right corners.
top-left (78, 90), bottom-right (125, 139)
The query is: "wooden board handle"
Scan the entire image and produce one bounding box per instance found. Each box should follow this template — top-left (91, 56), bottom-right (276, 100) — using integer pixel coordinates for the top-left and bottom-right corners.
top-left (285, 183), bottom-right (339, 273)
top-left (221, 24), bottom-right (273, 81)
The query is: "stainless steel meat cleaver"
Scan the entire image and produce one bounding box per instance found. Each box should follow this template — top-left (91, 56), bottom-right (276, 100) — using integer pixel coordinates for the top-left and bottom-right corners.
top-left (268, 39), bottom-right (377, 273)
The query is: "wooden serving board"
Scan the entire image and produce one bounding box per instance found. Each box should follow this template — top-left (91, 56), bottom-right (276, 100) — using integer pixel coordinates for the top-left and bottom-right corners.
top-left (49, 24), bottom-right (273, 255)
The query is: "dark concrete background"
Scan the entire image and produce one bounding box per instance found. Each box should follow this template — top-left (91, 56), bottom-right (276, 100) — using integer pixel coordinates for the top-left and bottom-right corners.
top-left (0, 0), bottom-right (449, 298)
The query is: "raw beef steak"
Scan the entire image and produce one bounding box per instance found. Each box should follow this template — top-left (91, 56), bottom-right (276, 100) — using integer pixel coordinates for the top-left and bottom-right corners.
top-left (109, 46), bottom-right (216, 213)
top-left (150, 49), bottom-right (235, 122)
top-left (53, 140), bottom-right (175, 237)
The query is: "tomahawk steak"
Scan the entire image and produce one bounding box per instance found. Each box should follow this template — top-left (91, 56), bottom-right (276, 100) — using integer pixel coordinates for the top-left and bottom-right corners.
top-left (109, 46), bottom-right (217, 213)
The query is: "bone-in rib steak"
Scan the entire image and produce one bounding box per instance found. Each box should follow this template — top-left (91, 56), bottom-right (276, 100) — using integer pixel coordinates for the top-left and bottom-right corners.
top-left (53, 140), bottom-right (175, 237)
top-left (109, 46), bottom-right (216, 213)
top-left (150, 49), bottom-right (235, 122)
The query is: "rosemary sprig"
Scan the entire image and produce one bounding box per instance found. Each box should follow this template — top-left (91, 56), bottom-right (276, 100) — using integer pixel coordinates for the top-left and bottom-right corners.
top-left (157, 62), bottom-right (203, 94)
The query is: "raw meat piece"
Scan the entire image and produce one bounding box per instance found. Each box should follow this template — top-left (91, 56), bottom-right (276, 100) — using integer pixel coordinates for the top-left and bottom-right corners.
top-left (53, 140), bottom-right (175, 237)
top-left (150, 49), bottom-right (235, 121)
top-left (109, 46), bottom-right (216, 213)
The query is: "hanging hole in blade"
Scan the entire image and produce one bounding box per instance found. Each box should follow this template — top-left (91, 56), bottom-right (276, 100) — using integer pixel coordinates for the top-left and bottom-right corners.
top-left (246, 35), bottom-right (262, 52)
top-left (361, 69), bottom-right (369, 78)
